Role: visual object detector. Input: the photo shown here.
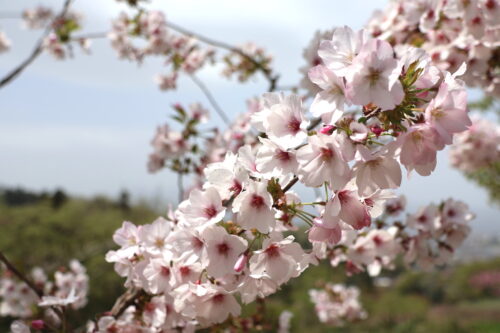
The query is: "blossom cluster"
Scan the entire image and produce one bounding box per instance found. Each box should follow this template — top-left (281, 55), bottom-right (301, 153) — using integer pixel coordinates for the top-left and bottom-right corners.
top-left (109, 11), bottom-right (209, 64)
top-left (299, 29), bottom-right (333, 97)
top-left (147, 100), bottom-right (264, 185)
top-left (0, 5), bottom-right (53, 55)
top-left (309, 283), bottom-right (366, 327)
top-left (0, 3), bottom-right (271, 94)
top-left (469, 269), bottom-right (500, 296)
top-left (147, 103), bottom-right (211, 174)
top-left (109, 8), bottom-right (274, 92)
top-left (1, 260), bottom-right (88, 329)
top-left (43, 10), bottom-right (86, 60)
top-left (366, 0), bottom-right (500, 97)
top-left (0, 4), bottom-right (86, 60)
top-left (221, 42), bottom-right (273, 83)
top-left (450, 116), bottom-right (500, 172)
top-left (109, 10), bottom-right (215, 92)
top-left (0, 1), bottom-right (484, 329)
top-left (22, 6), bottom-right (53, 29)
top-left (100, 26), bottom-right (476, 330)
top-left (322, 196), bottom-right (474, 275)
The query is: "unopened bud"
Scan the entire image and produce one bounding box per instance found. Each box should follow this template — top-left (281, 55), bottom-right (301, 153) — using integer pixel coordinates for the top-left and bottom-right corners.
top-left (320, 125), bottom-right (336, 135)
top-left (234, 252), bottom-right (248, 273)
top-left (31, 320), bottom-right (45, 330)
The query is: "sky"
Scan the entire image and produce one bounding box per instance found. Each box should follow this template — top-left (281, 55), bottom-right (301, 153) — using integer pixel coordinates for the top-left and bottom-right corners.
top-left (0, 0), bottom-right (498, 234)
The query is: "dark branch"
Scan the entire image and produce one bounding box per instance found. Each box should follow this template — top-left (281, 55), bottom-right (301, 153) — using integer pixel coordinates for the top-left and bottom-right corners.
top-left (282, 176), bottom-right (299, 193)
top-left (0, 0), bottom-right (73, 89)
top-left (110, 287), bottom-right (142, 319)
top-left (307, 117), bottom-right (322, 131)
top-left (0, 251), bottom-right (43, 298)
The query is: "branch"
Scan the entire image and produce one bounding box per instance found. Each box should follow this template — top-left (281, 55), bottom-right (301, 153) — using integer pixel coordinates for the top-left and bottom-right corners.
top-left (307, 117), bottom-right (322, 131)
top-left (61, 20), bottom-right (281, 92)
top-left (0, 0), bottom-right (73, 89)
top-left (0, 251), bottom-right (44, 298)
top-left (189, 74), bottom-right (231, 126)
top-left (282, 176), bottom-right (299, 193)
top-left (110, 287), bottom-right (142, 318)
top-left (70, 32), bottom-right (108, 41)
top-left (0, 251), bottom-right (66, 331)
top-left (165, 21), bottom-right (279, 92)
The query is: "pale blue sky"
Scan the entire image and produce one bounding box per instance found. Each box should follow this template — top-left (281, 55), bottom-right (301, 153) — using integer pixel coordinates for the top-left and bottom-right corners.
top-left (0, 0), bottom-right (498, 233)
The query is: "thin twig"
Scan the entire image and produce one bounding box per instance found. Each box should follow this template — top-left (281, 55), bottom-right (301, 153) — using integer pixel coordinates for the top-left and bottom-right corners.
top-left (0, 251), bottom-right (67, 330)
top-left (0, 0), bottom-right (73, 89)
top-left (70, 32), bottom-right (108, 40)
top-left (282, 176), bottom-right (299, 193)
top-left (307, 117), bottom-right (322, 131)
top-left (0, 251), bottom-right (44, 297)
top-left (189, 74), bottom-right (231, 126)
top-left (177, 172), bottom-right (184, 203)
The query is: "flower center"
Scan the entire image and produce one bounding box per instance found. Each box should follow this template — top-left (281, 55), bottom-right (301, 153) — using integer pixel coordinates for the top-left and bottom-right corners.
top-left (160, 266), bottom-right (170, 277)
top-left (251, 194), bottom-right (265, 208)
top-left (180, 266), bottom-right (191, 276)
top-left (287, 117), bottom-right (301, 134)
top-left (471, 16), bottom-right (482, 25)
top-left (320, 147), bottom-right (334, 161)
top-left (367, 68), bottom-right (381, 86)
top-left (411, 131), bottom-right (424, 143)
top-left (155, 238), bottom-right (165, 248)
top-left (276, 150), bottom-right (291, 161)
top-left (337, 190), bottom-right (350, 204)
top-left (229, 180), bottom-right (242, 194)
top-left (265, 243), bottom-right (280, 258)
top-left (417, 215), bottom-right (427, 223)
top-left (217, 242), bottom-right (230, 256)
top-left (203, 205), bottom-right (217, 218)
top-left (431, 107), bottom-right (444, 119)
top-left (373, 235), bottom-right (384, 247)
top-left (367, 159), bottom-right (382, 168)
top-left (212, 293), bottom-right (225, 304)
top-left (329, 84), bottom-right (343, 96)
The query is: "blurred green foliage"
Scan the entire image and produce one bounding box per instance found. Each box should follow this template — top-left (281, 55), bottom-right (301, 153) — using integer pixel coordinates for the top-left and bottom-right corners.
top-left (465, 161), bottom-right (500, 205)
top-left (0, 187), bottom-right (499, 332)
top-left (0, 187), bottom-right (157, 329)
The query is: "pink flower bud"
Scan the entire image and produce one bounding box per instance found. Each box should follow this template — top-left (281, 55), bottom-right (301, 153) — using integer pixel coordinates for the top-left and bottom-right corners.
top-left (320, 125), bottom-right (336, 135)
top-left (234, 252), bottom-right (248, 273)
top-left (31, 320), bottom-right (45, 330)
top-left (370, 125), bottom-right (383, 137)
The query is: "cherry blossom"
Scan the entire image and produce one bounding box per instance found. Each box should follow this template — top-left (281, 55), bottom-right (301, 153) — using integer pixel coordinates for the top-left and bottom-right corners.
top-left (203, 225), bottom-right (248, 278)
top-left (257, 93), bottom-right (309, 149)
top-left (177, 187), bottom-right (226, 227)
top-left (309, 284), bottom-right (366, 326)
top-left (232, 180), bottom-right (275, 233)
